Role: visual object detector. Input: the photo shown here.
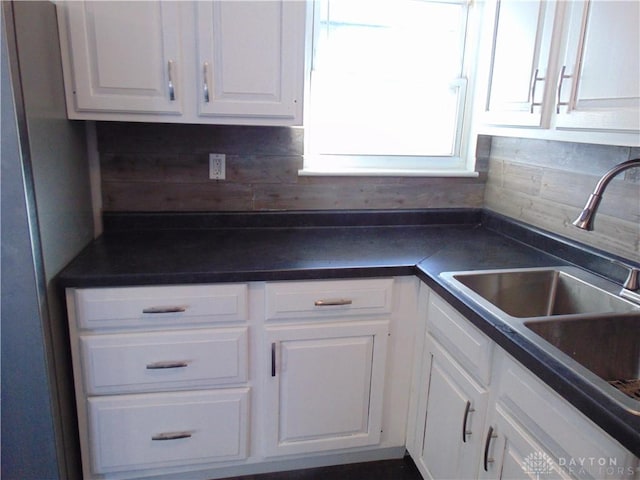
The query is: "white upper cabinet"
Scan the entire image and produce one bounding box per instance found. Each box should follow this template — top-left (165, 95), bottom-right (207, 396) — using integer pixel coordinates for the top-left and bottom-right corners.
top-left (59, 1), bottom-right (183, 115)
top-left (476, 0), bottom-right (640, 146)
top-left (555, 0), bottom-right (640, 132)
top-left (481, 0), bottom-right (557, 127)
top-left (57, 1), bottom-right (305, 125)
top-left (196, 1), bottom-right (304, 121)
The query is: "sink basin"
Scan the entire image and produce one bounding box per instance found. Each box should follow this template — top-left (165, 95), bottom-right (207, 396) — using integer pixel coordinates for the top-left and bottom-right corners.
top-left (525, 315), bottom-right (640, 402)
top-left (440, 266), bottom-right (640, 408)
top-left (442, 267), bottom-right (638, 318)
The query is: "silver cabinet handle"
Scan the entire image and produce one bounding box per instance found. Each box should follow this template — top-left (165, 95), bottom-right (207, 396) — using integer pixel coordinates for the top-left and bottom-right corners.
top-left (142, 306), bottom-right (186, 314)
top-left (271, 342), bottom-right (276, 377)
top-left (556, 65), bottom-right (571, 113)
top-left (483, 426), bottom-right (498, 471)
top-left (529, 68), bottom-right (544, 113)
top-left (146, 361), bottom-right (189, 370)
top-left (462, 400), bottom-right (475, 443)
top-left (203, 62), bottom-right (210, 103)
top-left (151, 431), bottom-right (192, 441)
top-left (314, 299), bottom-right (353, 307)
top-left (167, 60), bottom-right (176, 101)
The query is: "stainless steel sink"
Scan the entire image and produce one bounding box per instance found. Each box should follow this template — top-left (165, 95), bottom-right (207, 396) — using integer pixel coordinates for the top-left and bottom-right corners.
top-left (441, 267), bottom-right (638, 319)
top-left (525, 316), bottom-right (640, 388)
top-left (439, 266), bottom-right (640, 410)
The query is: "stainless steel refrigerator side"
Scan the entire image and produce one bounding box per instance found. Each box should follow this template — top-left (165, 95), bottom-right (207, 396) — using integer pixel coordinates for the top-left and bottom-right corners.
top-left (2, 2), bottom-right (94, 479)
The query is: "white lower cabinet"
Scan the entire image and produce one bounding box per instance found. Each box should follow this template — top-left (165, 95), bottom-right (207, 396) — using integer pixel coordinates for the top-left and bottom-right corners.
top-left (67, 283), bottom-right (252, 480)
top-left (482, 354), bottom-right (638, 480)
top-left (482, 403), bottom-right (570, 480)
top-left (408, 286), bottom-right (493, 480)
top-left (67, 278), bottom-right (636, 479)
top-left (264, 321), bottom-right (389, 456)
top-left (416, 340), bottom-right (489, 479)
top-left (66, 277), bottom-right (417, 479)
top-left (409, 285), bottom-right (639, 480)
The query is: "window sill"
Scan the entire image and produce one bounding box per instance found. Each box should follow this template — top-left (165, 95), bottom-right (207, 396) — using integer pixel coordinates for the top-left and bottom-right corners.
top-left (298, 167), bottom-right (480, 178)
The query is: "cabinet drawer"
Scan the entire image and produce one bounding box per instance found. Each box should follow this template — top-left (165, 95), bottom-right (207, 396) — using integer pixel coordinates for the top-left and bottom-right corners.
top-left (87, 389), bottom-right (250, 474)
top-left (265, 278), bottom-right (394, 320)
top-left (73, 284), bottom-right (248, 329)
top-left (427, 294), bottom-right (493, 385)
top-left (80, 328), bottom-right (248, 395)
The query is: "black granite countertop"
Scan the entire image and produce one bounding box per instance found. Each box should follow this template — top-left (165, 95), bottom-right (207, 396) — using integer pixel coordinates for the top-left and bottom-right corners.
top-left (57, 209), bottom-right (640, 457)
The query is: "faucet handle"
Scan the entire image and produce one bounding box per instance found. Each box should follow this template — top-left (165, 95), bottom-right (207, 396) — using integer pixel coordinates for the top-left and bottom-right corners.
top-left (623, 267), bottom-right (639, 291)
top-left (612, 260), bottom-right (640, 291)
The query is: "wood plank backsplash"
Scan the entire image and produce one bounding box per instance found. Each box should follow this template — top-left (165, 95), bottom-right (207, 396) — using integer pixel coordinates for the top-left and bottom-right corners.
top-left (96, 123), bottom-right (638, 261)
top-left (485, 137), bottom-right (639, 262)
top-left (97, 123), bottom-right (487, 212)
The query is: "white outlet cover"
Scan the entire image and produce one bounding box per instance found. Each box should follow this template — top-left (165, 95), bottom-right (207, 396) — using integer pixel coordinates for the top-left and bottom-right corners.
top-left (209, 153), bottom-right (226, 180)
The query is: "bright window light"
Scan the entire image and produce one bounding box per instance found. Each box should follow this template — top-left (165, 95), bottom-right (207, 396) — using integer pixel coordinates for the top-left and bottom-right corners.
top-left (303, 0), bottom-right (476, 176)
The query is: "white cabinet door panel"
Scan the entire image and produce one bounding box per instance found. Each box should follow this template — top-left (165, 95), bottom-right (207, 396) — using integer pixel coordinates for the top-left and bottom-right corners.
top-left (556, 0), bottom-right (640, 131)
top-left (61, 1), bottom-right (183, 115)
top-left (480, 404), bottom-right (571, 480)
top-left (415, 337), bottom-right (489, 480)
top-left (196, 1), bottom-right (304, 120)
top-left (265, 321), bottom-right (388, 456)
top-left (481, 0), bottom-right (557, 127)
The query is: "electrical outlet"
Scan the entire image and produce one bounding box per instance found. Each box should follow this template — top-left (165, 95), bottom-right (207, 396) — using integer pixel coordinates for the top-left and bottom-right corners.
top-left (209, 153), bottom-right (226, 180)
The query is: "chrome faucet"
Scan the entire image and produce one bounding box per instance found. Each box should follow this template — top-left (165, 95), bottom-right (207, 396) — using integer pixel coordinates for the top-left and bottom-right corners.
top-left (572, 158), bottom-right (640, 230)
top-left (572, 158), bottom-right (640, 298)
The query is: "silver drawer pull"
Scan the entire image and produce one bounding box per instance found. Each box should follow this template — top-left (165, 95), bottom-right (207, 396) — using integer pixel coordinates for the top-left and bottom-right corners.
top-left (146, 361), bottom-right (189, 370)
top-left (151, 431), bottom-right (192, 441)
top-left (142, 306), bottom-right (187, 314)
top-left (314, 299), bottom-right (353, 307)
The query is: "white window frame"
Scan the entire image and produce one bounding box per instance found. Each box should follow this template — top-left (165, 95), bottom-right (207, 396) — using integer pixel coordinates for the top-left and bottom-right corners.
top-left (300, 0), bottom-right (483, 177)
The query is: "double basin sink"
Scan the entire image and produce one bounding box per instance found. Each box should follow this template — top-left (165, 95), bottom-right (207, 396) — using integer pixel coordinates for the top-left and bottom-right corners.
top-left (440, 266), bottom-right (640, 413)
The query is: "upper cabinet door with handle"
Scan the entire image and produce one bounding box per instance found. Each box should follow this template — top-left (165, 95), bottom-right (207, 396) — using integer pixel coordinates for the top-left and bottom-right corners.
top-left (58, 1), bottom-right (184, 116)
top-left (195, 1), bottom-right (305, 123)
top-left (480, 0), bottom-right (558, 127)
top-left (555, 0), bottom-right (640, 132)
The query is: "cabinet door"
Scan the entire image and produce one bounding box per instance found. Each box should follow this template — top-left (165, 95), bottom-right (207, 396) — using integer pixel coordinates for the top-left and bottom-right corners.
top-left (556, 0), bottom-right (640, 132)
top-left (480, 404), bottom-right (571, 480)
top-left (264, 321), bottom-right (388, 456)
top-left (196, 1), bottom-right (304, 123)
top-left (59, 1), bottom-right (183, 116)
top-left (481, 0), bottom-right (557, 126)
top-left (414, 338), bottom-right (489, 480)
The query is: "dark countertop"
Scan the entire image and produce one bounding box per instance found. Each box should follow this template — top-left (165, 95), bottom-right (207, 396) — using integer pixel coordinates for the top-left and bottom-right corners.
top-left (57, 209), bottom-right (640, 457)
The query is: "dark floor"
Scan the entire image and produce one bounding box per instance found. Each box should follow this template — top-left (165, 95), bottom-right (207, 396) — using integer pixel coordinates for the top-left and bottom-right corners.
top-left (221, 456), bottom-right (423, 480)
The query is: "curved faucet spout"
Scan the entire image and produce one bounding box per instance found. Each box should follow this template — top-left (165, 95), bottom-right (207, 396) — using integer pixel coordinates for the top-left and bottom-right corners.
top-left (572, 158), bottom-right (640, 231)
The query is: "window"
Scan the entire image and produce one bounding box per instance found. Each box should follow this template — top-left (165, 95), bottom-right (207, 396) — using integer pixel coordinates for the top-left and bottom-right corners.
top-left (302, 0), bottom-right (479, 176)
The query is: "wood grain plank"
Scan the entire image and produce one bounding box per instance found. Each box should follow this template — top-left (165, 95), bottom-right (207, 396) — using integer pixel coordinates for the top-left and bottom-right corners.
top-left (485, 185), bottom-right (639, 261)
top-left (102, 182), bottom-right (253, 211)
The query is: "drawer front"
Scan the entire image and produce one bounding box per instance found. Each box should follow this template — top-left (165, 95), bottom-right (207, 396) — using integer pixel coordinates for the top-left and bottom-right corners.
top-left (74, 284), bottom-right (248, 329)
top-left (87, 389), bottom-right (250, 474)
top-left (427, 294), bottom-right (493, 385)
top-left (80, 328), bottom-right (248, 395)
top-left (265, 278), bottom-right (394, 320)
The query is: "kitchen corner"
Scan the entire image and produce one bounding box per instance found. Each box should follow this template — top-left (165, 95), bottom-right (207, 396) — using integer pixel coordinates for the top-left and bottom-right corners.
top-left (4, 1), bottom-right (639, 479)
top-left (57, 208), bottom-right (640, 462)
